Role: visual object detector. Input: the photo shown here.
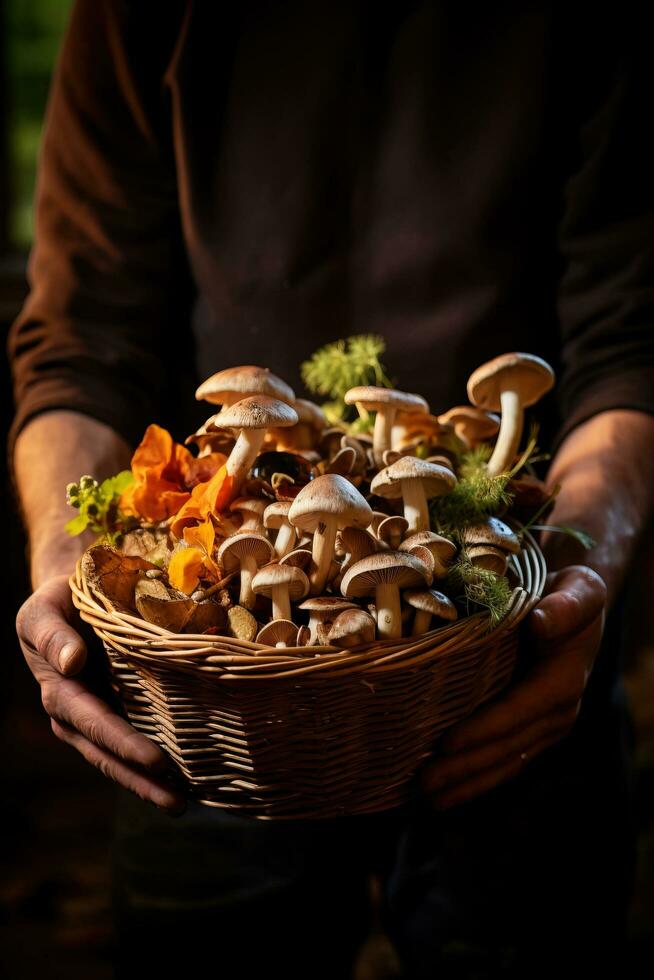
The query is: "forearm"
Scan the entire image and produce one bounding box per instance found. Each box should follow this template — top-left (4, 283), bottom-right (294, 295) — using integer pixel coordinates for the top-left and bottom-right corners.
top-left (539, 408), bottom-right (654, 607)
top-left (14, 411), bottom-right (132, 588)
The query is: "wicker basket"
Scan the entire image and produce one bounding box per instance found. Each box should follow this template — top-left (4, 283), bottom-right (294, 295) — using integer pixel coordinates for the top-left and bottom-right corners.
top-left (69, 527), bottom-right (546, 820)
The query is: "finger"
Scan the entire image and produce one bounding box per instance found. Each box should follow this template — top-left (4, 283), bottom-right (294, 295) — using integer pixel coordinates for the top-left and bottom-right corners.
top-left (51, 720), bottom-right (186, 814)
top-left (17, 577), bottom-right (87, 675)
top-left (42, 675), bottom-right (169, 774)
top-left (528, 565), bottom-right (607, 644)
top-left (420, 702), bottom-right (579, 794)
top-left (428, 731), bottom-right (562, 810)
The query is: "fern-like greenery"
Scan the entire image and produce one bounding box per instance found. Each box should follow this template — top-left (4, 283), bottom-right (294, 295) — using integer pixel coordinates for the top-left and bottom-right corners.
top-left (300, 334), bottom-right (393, 427)
top-left (430, 445), bottom-right (514, 533)
top-left (446, 552), bottom-right (513, 625)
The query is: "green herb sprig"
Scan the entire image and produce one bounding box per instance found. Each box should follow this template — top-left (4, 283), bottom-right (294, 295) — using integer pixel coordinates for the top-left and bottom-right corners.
top-left (300, 334), bottom-right (393, 429)
top-left (65, 471), bottom-right (135, 545)
top-left (446, 552), bottom-right (513, 625)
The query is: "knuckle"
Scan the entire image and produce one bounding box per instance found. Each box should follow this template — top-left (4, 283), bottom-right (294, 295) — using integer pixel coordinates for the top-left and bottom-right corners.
top-left (40, 684), bottom-right (59, 718)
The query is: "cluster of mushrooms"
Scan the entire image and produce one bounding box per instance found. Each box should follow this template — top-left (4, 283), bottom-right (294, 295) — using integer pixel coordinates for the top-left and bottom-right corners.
top-left (116, 352), bottom-right (554, 649)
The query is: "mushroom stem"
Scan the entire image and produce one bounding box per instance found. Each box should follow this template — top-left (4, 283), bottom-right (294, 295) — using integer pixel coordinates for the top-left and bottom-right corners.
top-left (486, 389), bottom-right (523, 476)
top-left (271, 583), bottom-right (291, 621)
top-left (412, 609), bottom-right (433, 636)
top-left (309, 517), bottom-right (338, 595)
top-left (274, 522), bottom-right (296, 558)
top-left (372, 408), bottom-right (396, 468)
top-left (239, 554), bottom-right (258, 609)
top-left (401, 478), bottom-right (430, 533)
top-left (375, 583), bottom-right (402, 639)
top-left (225, 428), bottom-right (267, 500)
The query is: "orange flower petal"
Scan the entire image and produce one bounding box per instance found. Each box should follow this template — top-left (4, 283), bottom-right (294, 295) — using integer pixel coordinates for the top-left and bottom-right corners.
top-left (168, 547), bottom-right (204, 594)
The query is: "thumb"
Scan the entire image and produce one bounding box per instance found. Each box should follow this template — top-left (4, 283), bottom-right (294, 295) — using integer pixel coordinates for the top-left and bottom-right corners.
top-left (527, 564), bottom-right (607, 644)
top-left (17, 575), bottom-right (88, 675)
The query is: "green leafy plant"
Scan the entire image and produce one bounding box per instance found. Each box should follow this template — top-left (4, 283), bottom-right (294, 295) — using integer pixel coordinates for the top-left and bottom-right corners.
top-left (430, 445), bottom-right (514, 533)
top-left (65, 471), bottom-right (135, 545)
top-left (446, 552), bottom-right (513, 625)
top-left (300, 334), bottom-right (392, 428)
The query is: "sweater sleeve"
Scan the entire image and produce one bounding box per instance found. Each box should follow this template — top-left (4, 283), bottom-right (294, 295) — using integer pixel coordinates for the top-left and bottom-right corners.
top-left (6, 0), bottom-right (191, 457)
top-left (552, 8), bottom-right (654, 454)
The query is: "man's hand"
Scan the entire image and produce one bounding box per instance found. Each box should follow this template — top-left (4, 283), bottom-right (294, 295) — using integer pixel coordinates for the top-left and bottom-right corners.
top-left (419, 565), bottom-right (607, 810)
top-left (16, 573), bottom-right (188, 815)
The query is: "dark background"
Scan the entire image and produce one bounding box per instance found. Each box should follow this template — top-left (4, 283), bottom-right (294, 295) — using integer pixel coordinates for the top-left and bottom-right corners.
top-left (1, 3), bottom-right (653, 977)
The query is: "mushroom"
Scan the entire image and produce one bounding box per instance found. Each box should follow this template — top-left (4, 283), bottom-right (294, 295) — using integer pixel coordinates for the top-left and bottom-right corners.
top-left (399, 531), bottom-right (456, 577)
top-left (264, 501), bottom-right (297, 558)
top-left (196, 365), bottom-right (295, 406)
top-left (184, 421), bottom-right (236, 458)
top-left (217, 532), bottom-right (274, 609)
top-left (377, 515), bottom-right (409, 549)
top-left (325, 446), bottom-right (356, 477)
top-left (270, 399), bottom-right (326, 452)
top-left (467, 353), bottom-right (555, 476)
top-left (437, 406), bottom-right (501, 448)
top-left (466, 545), bottom-right (509, 576)
top-left (252, 562), bottom-right (310, 621)
top-left (279, 547), bottom-right (313, 569)
top-left (462, 517), bottom-right (521, 555)
top-left (230, 497), bottom-right (267, 533)
top-left (207, 395), bottom-right (298, 502)
top-left (404, 589), bottom-right (457, 636)
top-left (340, 551), bottom-right (432, 640)
top-left (343, 386), bottom-right (429, 468)
top-left (298, 596), bottom-right (358, 645)
top-left (327, 608), bottom-right (376, 648)
top-left (256, 619), bottom-right (300, 649)
top-left (370, 458), bottom-right (456, 534)
top-left (333, 526), bottom-right (379, 587)
top-left (390, 410), bottom-right (442, 453)
top-left (288, 474), bottom-right (373, 595)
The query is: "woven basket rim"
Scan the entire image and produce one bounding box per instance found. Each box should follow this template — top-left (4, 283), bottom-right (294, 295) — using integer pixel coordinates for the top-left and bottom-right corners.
top-left (69, 524), bottom-right (546, 678)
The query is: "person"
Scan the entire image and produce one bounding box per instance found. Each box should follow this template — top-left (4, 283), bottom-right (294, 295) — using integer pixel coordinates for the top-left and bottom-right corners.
top-left (9, 2), bottom-right (654, 977)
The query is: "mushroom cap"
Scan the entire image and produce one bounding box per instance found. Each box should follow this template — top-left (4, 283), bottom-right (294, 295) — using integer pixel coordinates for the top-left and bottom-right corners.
top-left (196, 365), bottom-right (296, 405)
top-left (438, 406), bottom-right (501, 440)
top-left (377, 515), bottom-right (409, 546)
top-left (327, 608), bottom-right (376, 647)
top-left (256, 619), bottom-right (299, 647)
top-left (467, 353), bottom-right (555, 411)
top-left (466, 545), bottom-right (509, 575)
top-left (462, 517), bottom-right (521, 554)
top-left (252, 562), bottom-right (310, 602)
top-left (343, 386), bottom-right (429, 414)
top-left (288, 473), bottom-right (372, 533)
top-left (336, 526), bottom-right (378, 561)
top-left (279, 547), bottom-right (313, 569)
top-left (298, 596), bottom-right (357, 618)
top-left (208, 395), bottom-right (298, 432)
top-left (370, 458), bottom-right (456, 500)
top-left (263, 500), bottom-right (292, 529)
top-left (404, 588), bottom-right (458, 621)
top-left (399, 531), bottom-right (457, 560)
top-left (341, 550), bottom-right (433, 598)
top-left (218, 532), bottom-right (274, 571)
top-left (230, 497), bottom-right (267, 521)
top-left (294, 399), bottom-right (327, 430)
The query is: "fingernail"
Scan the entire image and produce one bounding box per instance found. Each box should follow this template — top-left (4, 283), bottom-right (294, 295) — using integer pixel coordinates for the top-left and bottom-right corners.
top-left (58, 643), bottom-right (79, 673)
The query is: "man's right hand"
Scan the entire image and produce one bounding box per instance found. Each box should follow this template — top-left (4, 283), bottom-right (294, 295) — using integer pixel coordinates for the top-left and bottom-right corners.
top-left (16, 574), bottom-right (187, 815)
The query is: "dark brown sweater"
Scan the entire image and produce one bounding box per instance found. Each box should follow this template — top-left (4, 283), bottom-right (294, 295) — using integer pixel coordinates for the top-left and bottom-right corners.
top-left (7, 0), bottom-right (654, 456)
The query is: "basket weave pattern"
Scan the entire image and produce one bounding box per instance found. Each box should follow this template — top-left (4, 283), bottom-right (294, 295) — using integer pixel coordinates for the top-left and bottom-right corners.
top-left (70, 529), bottom-right (546, 820)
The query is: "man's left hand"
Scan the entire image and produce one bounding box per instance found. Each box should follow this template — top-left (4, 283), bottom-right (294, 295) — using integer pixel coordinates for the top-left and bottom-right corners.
top-left (419, 565), bottom-right (607, 810)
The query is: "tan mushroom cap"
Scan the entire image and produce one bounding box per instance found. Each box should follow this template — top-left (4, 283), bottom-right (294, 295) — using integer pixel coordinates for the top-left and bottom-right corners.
top-left (263, 500), bottom-right (292, 529)
top-left (298, 596), bottom-right (357, 616)
top-left (341, 550), bottom-right (432, 598)
top-left (252, 563), bottom-right (310, 603)
top-left (399, 531), bottom-right (457, 560)
top-left (196, 365), bottom-right (296, 406)
top-left (466, 545), bottom-right (509, 575)
top-left (344, 386), bottom-right (429, 414)
top-left (462, 517), bottom-right (521, 554)
top-left (294, 399), bottom-right (327, 430)
top-left (288, 473), bottom-right (372, 534)
top-left (377, 515), bottom-right (409, 547)
top-left (279, 548), bottom-right (313, 569)
top-left (438, 406), bottom-right (501, 442)
top-left (467, 353), bottom-right (555, 411)
top-left (327, 608), bottom-right (376, 648)
top-left (230, 497), bottom-right (267, 527)
top-left (404, 588), bottom-right (457, 621)
top-left (256, 619), bottom-right (299, 647)
top-left (208, 395), bottom-right (298, 432)
top-left (218, 532), bottom-right (274, 571)
top-left (336, 526), bottom-right (378, 560)
top-left (371, 457), bottom-right (456, 500)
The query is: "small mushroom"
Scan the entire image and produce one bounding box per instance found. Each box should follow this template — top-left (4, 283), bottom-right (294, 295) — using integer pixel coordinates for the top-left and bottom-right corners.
top-left (271, 399), bottom-right (326, 452)
top-left (377, 515), bottom-right (409, 549)
top-left (252, 562), bottom-right (310, 621)
top-left (325, 446), bottom-right (356, 476)
top-left (327, 608), bottom-right (376, 648)
top-left (230, 497), bottom-right (267, 533)
top-left (218, 532), bottom-right (274, 609)
top-left (390, 410), bottom-right (442, 453)
top-left (333, 526), bottom-right (379, 587)
top-left (184, 421), bottom-right (236, 458)
top-left (399, 531), bottom-right (457, 578)
top-left (341, 551), bottom-right (433, 640)
top-left (256, 619), bottom-right (299, 648)
top-left (264, 501), bottom-right (297, 558)
top-left (404, 589), bottom-right (457, 636)
top-left (462, 517), bottom-right (521, 554)
top-left (343, 386), bottom-right (429, 468)
top-left (437, 406), bottom-right (501, 448)
top-left (298, 596), bottom-right (358, 645)
top-left (279, 547), bottom-right (313, 569)
top-left (288, 474), bottom-right (373, 595)
top-left (207, 395), bottom-right (298, 502)
top-left (370, 458), bottom-right (456, 534)
top-left (466, 545), bottom-right (509, 576)
top-left (467, 353), bottom-right (555, 476)
top-left (196, 365), bottom-right (296, 406)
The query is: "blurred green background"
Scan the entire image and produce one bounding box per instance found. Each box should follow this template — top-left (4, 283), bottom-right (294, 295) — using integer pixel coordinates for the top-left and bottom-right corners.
top-left (6, 0), bottom-right (73, 247)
